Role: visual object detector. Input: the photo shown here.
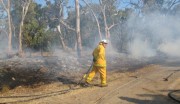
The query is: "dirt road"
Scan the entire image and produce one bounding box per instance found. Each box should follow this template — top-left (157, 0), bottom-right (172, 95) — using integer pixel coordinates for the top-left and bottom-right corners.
top-left (0, 65), bottom-right (179, 104)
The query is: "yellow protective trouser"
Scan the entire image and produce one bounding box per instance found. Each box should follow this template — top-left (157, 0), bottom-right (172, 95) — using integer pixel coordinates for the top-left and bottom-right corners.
top-left (86, 66), bottom-right (107, 85)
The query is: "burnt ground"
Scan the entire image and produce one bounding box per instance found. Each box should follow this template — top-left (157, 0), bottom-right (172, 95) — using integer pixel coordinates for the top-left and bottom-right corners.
top-left (0, 51), bottom-right (166, 90)
top-left (0, 51), bottom-right (179, 104)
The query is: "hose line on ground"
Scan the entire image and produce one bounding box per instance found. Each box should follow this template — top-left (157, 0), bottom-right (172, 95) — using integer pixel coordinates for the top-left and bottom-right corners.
top-left (168, 90), bottom-right (180, 103)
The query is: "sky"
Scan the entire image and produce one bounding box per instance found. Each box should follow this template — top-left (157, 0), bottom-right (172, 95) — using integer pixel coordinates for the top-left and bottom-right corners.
top-left (36, 0), bottom-right (46, 6)
top-left (34, 0), bottom-right (134, 19)
top-left (35, 0), bottom-right (83, 7)
top-left (35, 0), bottom-right (99, 18)
top-left (35, 0), bottom-right (98, 7)
top-left (35, 0), bottom-right (130, 9)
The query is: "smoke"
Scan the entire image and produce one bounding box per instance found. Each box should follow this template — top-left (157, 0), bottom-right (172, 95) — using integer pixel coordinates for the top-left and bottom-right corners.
top-left (128, 37), bottom-right (156, 58)
top-left (127, 12), bottom-right (180, 58)
top-left (0, 32), bottom-right (8, 58)
top-left (158, 39), bottom-right (180, 57)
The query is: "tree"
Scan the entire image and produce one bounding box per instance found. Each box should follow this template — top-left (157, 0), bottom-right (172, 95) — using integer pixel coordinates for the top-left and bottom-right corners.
top-left (82, 0), bottom-right (102, 40)
top-left (75, 0), bottom-right (82, 57)
top-left (22, 2), bottom-right (52, 52)
top-left (44, 0), bottom-right (69, 50)
top-left (172, 3), bottom-right (180, 15)
top-left (127, 0), bottom-right (180, 15)
top-left (41, 0), bottom-right (82, 57)
top-left (0, 0), bottom-right (12, 54)
top-left (18, 0), bottom-right (32, 56)
top-left (165, 0), bottom-right (180, 14)
top-left (110, 9), bottom-right (131, 53)
top-left (99, 0), bottom-right (117, 40)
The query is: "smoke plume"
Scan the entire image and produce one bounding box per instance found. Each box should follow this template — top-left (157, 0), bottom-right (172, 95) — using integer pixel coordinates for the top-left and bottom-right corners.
top-left (127, 13), bottom-right (180, 58)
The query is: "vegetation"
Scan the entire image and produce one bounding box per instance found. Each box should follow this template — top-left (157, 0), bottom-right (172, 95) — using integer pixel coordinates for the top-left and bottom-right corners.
top-left (0, 0), bottom-right (180, 56)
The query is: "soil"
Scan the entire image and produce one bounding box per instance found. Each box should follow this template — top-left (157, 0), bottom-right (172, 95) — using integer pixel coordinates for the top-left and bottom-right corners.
top-left (0, 62), bottom-right (179, 104)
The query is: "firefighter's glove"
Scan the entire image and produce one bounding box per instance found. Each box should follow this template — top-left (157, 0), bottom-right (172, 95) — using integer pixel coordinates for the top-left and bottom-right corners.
top-left (93, 58), bottom-right (97, 62)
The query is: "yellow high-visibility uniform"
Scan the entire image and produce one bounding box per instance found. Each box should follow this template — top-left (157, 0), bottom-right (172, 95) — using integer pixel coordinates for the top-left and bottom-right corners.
top-left (86, 43), bottom-right (107, 85)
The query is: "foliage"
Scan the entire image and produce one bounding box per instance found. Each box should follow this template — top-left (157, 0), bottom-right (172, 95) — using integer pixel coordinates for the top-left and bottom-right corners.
top-left (2, 0), bottom-right (180, 52)
top-left (22, 3), bottom-right (50, 51)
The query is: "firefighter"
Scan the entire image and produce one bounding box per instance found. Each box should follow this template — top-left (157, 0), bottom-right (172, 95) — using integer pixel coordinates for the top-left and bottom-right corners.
top-left (85, 39), bottom-right (108, 87)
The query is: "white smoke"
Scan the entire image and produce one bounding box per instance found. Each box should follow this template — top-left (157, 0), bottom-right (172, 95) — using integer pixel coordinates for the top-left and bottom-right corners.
top-left (128, 37), bottom-right (156, 58)
top-left (158, 39), bottom-right (180, 57)
top-left (127, 13), bottom-right (180, 58)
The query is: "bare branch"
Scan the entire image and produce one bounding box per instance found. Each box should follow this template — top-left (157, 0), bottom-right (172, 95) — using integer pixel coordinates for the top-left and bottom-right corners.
top-left (82, 0), bottom-right (102, 39)
top-left (60, 20), bottom-right (75, 31)
top-left (108, 22), bottom-right (117, 30)
top-left (99, 0), bottom-right (102, 5)
top-left (124, 0), bottom-right (142, 9)
top-left (168, 0), bottom-right (180, 10)
top-left (0, 0), bottom-right (8, 12)
top-left (21, 0), bottom-right (31, 21)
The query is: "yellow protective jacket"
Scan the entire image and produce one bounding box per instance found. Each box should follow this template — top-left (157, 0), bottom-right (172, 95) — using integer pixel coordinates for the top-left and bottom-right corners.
top-left (93, 43), bottom-right (106, 67)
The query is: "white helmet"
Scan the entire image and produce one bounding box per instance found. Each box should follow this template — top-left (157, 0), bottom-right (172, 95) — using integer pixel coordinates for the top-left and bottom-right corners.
top-left (101, 39), bottom-right (108, 44)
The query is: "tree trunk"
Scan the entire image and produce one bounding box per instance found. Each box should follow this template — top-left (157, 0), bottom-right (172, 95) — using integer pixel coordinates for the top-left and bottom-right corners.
top-left (57, 25), bottom-right (66, 50)
top-left (102, 6), bottom-right (108, 39)
top-left (7, 0), bottom-right (12, 54)
top-left (57, 3), bottom-right (67, 50)
top-left (19, 0), bottom-right (31, 57)
top-left (75, 0), bottom-right (82, 57)
top-left (0, 0), bottom-right (12, 54)
top-left (82, 0), bottom-right (102, 40)
top-left (100, 2), bottom-right (117, 42)
top-left (18, 0), bottom-right (31, 57)
top-left (19, 21), bottom-right (23, 56)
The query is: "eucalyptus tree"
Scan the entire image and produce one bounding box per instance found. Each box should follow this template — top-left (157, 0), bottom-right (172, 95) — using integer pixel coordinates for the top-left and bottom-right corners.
top-left (82, 0), bottom-right (102, 40)
top-left (127, 0), bottom-right (180, 15)
top-left (0, 5), bottom-right (9, 52)
top-left (0, 0), bottom-right (12, 53)
top-left (110, 9), bottom-right (133, 53)
top-left (22, 2), bottom-right (52, 52)
top-left (172, 3), bottom-right (180, 15)
top-left (12, 0), bottom-right (32, 56)
top-left (98, 0), bottom-right (119, 41)
top-left (12, 0), bottom-right (53, 55)
top-left (80, 0), bottom-right (119, 42)
top-left (75, 0), bottom-right (82, 57)
top-left (45, 0), bottom-right (82, 57)
top-left (44, 0), bottom-right (70, 50)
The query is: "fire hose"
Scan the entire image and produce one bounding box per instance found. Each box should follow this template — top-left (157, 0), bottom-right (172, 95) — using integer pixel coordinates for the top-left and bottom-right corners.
top-left (0, 87), bottom-right (82, 104)
top-left (163, 69), bottom-right (180, 103)
top-left (0, 62), bottom-right (94, 104)
top-left (76, 61), bottom-right (93, 85)
top-left (168, 90), bottom-right (180, 103)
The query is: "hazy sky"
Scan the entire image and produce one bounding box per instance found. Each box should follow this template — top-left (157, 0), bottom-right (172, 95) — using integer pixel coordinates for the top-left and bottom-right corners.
top-left (35, 0), bottom-right (131, 9)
